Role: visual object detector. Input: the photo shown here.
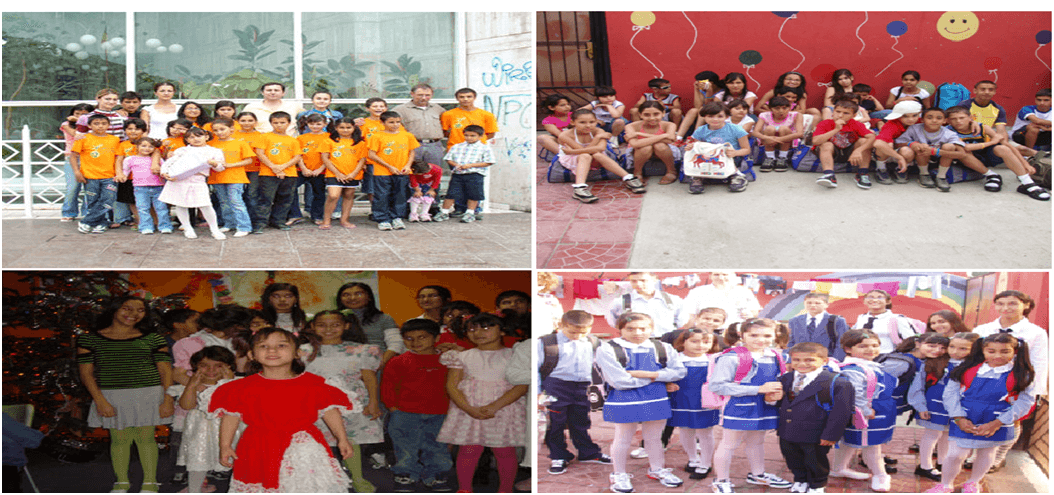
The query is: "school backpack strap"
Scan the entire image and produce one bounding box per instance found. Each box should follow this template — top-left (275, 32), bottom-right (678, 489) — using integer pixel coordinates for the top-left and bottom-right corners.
top-left (622, 293), bottom-right (632, 314)
top-left (773, 350), bottom-right (788, 375)
top-left (539, 333), bottom-right (560, 382)
top-left (825, 316), bottom-right (839, 356)
top-left (842, 363), bottom-right (878, 429)
top-left (728, 346), bottom-right (755, 382)
top-left (609, 340), bottom-right (629, 368)
top-left (608, 338), bottom-right (667, 368)
top-left (960, 363), bottom-right (1019, 402)
top-left (652, 338), bottom-right (668, 368)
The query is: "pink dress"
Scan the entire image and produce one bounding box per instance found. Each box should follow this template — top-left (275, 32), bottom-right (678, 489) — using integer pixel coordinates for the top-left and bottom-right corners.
top-left (158, 146), bottom-right (223, 207)
top-left (436, 348), bottom-right (526, 447)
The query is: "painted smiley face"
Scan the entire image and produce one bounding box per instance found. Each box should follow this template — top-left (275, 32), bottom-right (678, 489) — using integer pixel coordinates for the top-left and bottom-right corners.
top-left (937, 11), bottom-right (980, 42)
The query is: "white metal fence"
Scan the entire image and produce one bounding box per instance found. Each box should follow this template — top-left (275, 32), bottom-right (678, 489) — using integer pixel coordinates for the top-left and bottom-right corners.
top-left (2, 126), bottom-right (66, 217)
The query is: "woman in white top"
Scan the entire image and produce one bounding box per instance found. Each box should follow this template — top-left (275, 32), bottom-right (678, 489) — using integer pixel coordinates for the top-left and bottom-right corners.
top-left (681, 271), bottom-right (761, 329)
top-left (142, 81), bottom-right (180, 139)
top-left (852, 289), bottom-right (917, 354)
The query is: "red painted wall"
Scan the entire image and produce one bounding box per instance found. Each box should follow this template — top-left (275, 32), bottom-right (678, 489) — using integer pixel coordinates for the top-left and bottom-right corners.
top-left (607, 11), bottom-right (1052, 115)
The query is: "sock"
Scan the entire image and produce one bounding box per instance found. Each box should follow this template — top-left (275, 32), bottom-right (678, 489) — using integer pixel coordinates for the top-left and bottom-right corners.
top-left (622, 174), bottom-right (636, 181)
top-left (131, 425), bottom-right (160, 485)
top-left (966, 447), bottom-right (998, 484)
top-left (187, 471), bottom-right (207, 493)
top-left (992, 423), bottom-right (1022, 465)
top-left (493, 447), bottom-right (518, 493)
top-left (173, 207), bottom-right (193, 232)
top-left (861, 445), bottom-right (887, 476)
top-left (984, 169), bottom-right (999, 176)
top-left (440, 207), bottom-right (453, 213)
top-left (199, 205), bottom-right (220, 233)
top-left (611, 422), bottom-right (636, 474)
top-left (572, 184), bottom-right (587, 188)
top-left (680, 428), bottom-right (700, 464)
top-left (456, 445), bottom-right (485, 493)
top-left (766, 151), bottom-right (776, 159)
top-left (941, 443), bottom-right (971, 485)
top-left (745, 431), bottom-right (767, 475)
top-left (109, 428), bottom-right (134, 484)
top-left (641, 420), bottom-right (665, 472)
top-left (937, 166), bottom-right (950, 179)
top-left (919, 428), bottom-right (941, 470)
top-left (1018, 175), bottom-right (1035, 185)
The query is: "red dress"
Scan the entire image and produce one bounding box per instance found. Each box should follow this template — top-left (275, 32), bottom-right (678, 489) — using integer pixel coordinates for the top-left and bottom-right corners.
top-left (209, 372), bottom-right (353, 492)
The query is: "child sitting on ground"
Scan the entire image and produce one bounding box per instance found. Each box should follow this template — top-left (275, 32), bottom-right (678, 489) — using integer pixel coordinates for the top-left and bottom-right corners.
top-left (581, 86), bottom-right (627, 139)
top-left (946, 106), bottom-right (1049, 200)
top-left (873, 101), bottom-right (922, 185)
top-left (676, 71), bottom-right (722, 141)
top-left (1011, 88), bottom-right (1052, 150)
top-left (726, 99), bottom-right (755, 133)
top-left (686, 102), bottom-right (751, 194)
top-left (895, 107), bottom-right (969, 192)
top-left (624, 101), bottom-right (679, 185)
top-left (885, 70), bottom-right (931, 109)
top-left (752, 96), bottom-right (804, 172)
top-left (435, 125), bottom-right (493, 223)
top-left (958, 80), bottom-right (1039, 158)
top-left (538, 94), bottom-right (573, 155)
top-left (811, 97), bottom-right (876, 189)
top-left (557, 109), bottom-right (646, 203)
top-left (632, 78), bottom-right (682, 125)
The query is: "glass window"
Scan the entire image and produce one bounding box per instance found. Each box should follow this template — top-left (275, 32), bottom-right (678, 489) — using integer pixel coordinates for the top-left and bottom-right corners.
top-left (1, 107), bottom-right (69, 141)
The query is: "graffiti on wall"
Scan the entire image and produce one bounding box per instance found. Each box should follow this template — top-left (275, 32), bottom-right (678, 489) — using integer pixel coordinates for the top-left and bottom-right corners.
top-left (481, 56), bottom-right (533, 89)
top-left (483, 93), bottom-right (533, 131)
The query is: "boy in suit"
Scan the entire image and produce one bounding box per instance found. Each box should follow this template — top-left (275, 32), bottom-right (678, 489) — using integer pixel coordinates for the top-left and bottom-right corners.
top-left (786, 293), bottom-right (849, 361)
top-left (772, 342), bottom-right (855, 493)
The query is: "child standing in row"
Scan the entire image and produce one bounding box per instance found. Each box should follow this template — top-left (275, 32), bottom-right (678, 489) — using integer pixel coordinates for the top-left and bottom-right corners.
top-left (208, 118), bottom-right (255, 236)
top-left (170, 346), bottom-right (238, 493)
top-left (908, 333), bottom-right (975, 481)
top-left (320, 118), bottom-right (367, 229)
top-left (435, 124), bottom-right (494, 223)
top-left (253, 112), bottom-right (303, 233)
top-left (667, 329), bottom-right (721, 480)
top-left (122, 138), bottom-right (172, 234)
top-left (366, 111), bottom-right (419, 231)
top-left (159, 127), bottom-right (227, 240)
top-left (71, 114), bottom-right (121, 234)
top-left (292, 114), bottom-right (331, 225)
top-left (234, 112), bottom-right (266, 225)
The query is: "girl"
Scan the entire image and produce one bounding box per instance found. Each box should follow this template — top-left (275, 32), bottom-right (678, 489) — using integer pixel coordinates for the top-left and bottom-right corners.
top-left (121, 137), bottom-right (172, 234)
top-left (211, 327), bottom-right (356, 492)
top-left (436, 313), bottom-right (529, 493)
top-left (752, 96), bottom-right (804, 172)
top-left (169, 346), bottom-right (238, 493)
top-left (172, 306), bottom-right (249, 383)
top-left (853, 289), bottom-right (918, 353)
top-left (297, 90), bottom-right (344, 133)
top-left (303, 311), bottom-right (382, 493)
top-left (336, 282), bottom-right (400, 355)
top-left (158, 127), bottom-right (226, 240)
top-left (143, 81), bottom-right (179, 140)
top-left (290, 113), bottom-right (331, 225)
top-left (828, 330), bottom-right (898, 492)
top-left (206, 118), bottom-right (255, 236)
top-left (823, 69), bottom-right (855, 120)
top-left (625, 101), bottom-right (679, 185)
top-left (668, 329), bottom-right (721, 480)
top-left (709, 319), bottom-right (791, 493)
top-left (435, 300), bottom-right (483, 352)
top-left (926, 334), bottom-right (1035, 493)
top-left (76, 295), bottom-right (175, 493)
top-left (596, 312), bottom-right (686, 493)
top-left (415, 285), bottom-right (454, 322)
top-left (321, 117), bottom-right (366, 230)
top-left (177, 101), bottom-right (212, 129)
top-left (203, 101), bottom-right (239, 133)
top-left (714, 72), bottom-right (757, 113)
top-left (557, 109), bottom-right (646, 204)
top-left (757, 71), bottom-right (815, 118)
top-left (885, 70), bottom-right (931, 110)
top-left (261, 283), bottom-right (308, 333)
top-left (927, 310), bottom-right (969, 337)
top-left (909, 333), bottom-right (977, 481)
top-left (537, 94), bottom-right (573, 155)
top-left (888, 335), bottom-right (928, 414)
top-left (162, 119), bottom-right (192, 159)
top-left (675, 70), bottom-right (723, 140)
top-left (726, 99), bottom-right (755, 133)
top-left (60, 103), bottom-right (95, 221)
top-left (233, 112), bottom-right (265, 226)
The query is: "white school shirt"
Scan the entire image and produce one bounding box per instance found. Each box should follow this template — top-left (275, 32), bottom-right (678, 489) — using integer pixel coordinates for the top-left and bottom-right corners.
top-left (682, 284), bottom-right (761, 328)
top-left (973, 317), bottom-right (1048, 395)
top-left (852, 310), bottom-right (916, 354)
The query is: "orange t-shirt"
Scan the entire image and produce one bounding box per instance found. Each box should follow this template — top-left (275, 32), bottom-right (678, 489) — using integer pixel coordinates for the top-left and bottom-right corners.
top-left (206, 139), bottom-right (255, 184)
top-left (71, 133), bottom-right (120, 179)
top-left (233, 131), bottom-right (264, 173)
top-left (162, 136), bottom-right (185, 157)
top-left (117, 140), bottom-right (138, 157)
top-left (441, 107), bottom-right (498, 148)
top-left (296, 132), bottom-right (330, 175)
top-left (321, 138), bottom-right (367, 179)
top-left (258, 133), bottom-right (301, 177)
top-left (359, 119), bottom-right (407, 142)
top-left (366, 131), bottom-right (420, 176)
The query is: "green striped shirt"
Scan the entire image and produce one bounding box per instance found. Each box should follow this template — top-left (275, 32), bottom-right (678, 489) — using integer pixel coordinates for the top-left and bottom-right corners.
top-left (77, 332), bottom-right (172, 390)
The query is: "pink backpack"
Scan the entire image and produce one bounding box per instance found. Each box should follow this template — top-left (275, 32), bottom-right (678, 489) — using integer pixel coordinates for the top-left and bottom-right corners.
top-left (887, 315), bottom-right (926, 347)
top-left (699, 347), bottom-right (787, 409)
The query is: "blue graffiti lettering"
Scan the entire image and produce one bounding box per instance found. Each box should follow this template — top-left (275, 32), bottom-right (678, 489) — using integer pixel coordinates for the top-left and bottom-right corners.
top-left (483, 94), bottom-right (533, 130)
top-left (481, 57), bottom-right (533, 88)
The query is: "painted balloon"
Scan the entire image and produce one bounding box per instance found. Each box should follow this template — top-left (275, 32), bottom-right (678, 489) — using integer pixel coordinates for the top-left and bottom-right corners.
top-left (100, 41), bottom-right (112, 51)
top-left (811, 63), bottom-right (838, 83)
top-left (773, 12), bottom-right (798, 18)
top-left (918, 81), bottom-right (936, 95)
top-left (79, 34), bottom-right (97, 46)
top-left (109, 37), bottom-right (125, 47)
top-left (156, 46), bottom-right (167, 53)
top-left (886, 21), bottom-right (908, 37)
top-left (937, 12), bottom-right (979, 42)
top-left (739, 50), bottom-right (762, 66)
top-left (983, 57), bottom-right (1002, 70)
top-left (1038, 30), bottom-right (1052, 45)
top-left (630, 11), bottom-right (656, 28)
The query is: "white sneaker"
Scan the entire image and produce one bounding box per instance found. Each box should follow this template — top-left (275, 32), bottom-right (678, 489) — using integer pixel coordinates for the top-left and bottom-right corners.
top-left (647, 467), bottom-right (683, 488)
top-left (184, 229), bottom-right (198, 239)
top-left (808, 488), bottom-right (825, 493)
top-left (218, 227), bottom-right (231, 232)
top-left (790, 481), bottom-right (809, 493)
top-left (629, 447), bottom-right (648, 459)
top-left (871, 474), bottom-right (891, 492)
top-left (211, 231), bottom-right (227, 240)
top-left (609, 472), bottom-right (634, 493)
top-left (830, 469), bottom-right (870, 480)
top-left (233, 231), bottom-right (250, 237)
top-left (746, 472), bottom-right (792, 488)
top-left (712, 479), bottom-right (734, 493)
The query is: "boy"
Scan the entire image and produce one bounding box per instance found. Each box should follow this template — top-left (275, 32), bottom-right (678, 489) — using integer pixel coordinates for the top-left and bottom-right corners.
top-left (1010, 88), bottom-right (1052, 150)
top-left (208, 118), bottom-right (257, 235)
top-left (253, 111), bottom-right (304, 233)
top-left (441, 88), bottom-right (497, 218)
top-left (367, 111), bottom-right (420, 230)
top-left (895, 107), bottom-right (968, 192)
top-left (853, 83), bottom-right (884, 116)
top-left (537, 310), bottom-right (612, 475)
top-left (786, 293), bottom-right (849, 361)
top-left (946, 106), bottom-right (1050, 200)
top-left (872, 100), bottom-right (922, 184)
top-left (686, 102), bottom-right (751, 194)
top-left (117, 91), bottom-right (147, 121)
top-left (381, 319), bottom-right (454, 492)
top-left (811, 98), bottom-right (876, 189)
top-left (606, 272), bottom-right (684, 338)
top-left (495, 290), bottom-right (530, 317)
top-left (632, 78), bottom-right (682, 125)
top-left (407, 160), bottom-right (441, 222)
top-left (582, 86), bottom-right (627, 137)
top-left (774, 342), bottom-right (855, 494)
top-left (70, 114), bottom-right (121, 234)
top-left (958, 81), bottom-right (1009, 142)
top-left (434, 125), bottom-right (494, 223)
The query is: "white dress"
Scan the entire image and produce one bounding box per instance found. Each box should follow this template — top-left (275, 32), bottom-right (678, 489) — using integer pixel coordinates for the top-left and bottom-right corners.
top-left (306, 343), bottom-right (384, 445)
top-left (436, 349), bottom-right (526, 447)
top-left (159, 146), bottom-right (224, 207)
top-left (167, 379), bottom-right (244, 472)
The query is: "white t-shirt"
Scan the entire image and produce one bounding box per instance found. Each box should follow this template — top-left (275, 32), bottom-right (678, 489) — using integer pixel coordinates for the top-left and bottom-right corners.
top-left (889, 86), bottom-right (931, 102)
top-left (681, 284), bottom-right (761, 328)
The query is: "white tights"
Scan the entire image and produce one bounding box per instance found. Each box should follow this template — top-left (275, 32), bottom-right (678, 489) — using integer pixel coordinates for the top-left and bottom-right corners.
top-left (919, 428), bottom-right (948, 470)
top-left (679, 427), bottom-right (715, 468)
top-left (173, 206), bottom-right (219, 234)
top-left (942, 443), bottom-right (997, 485)
top-left (993, 422), bottom-right (1022, 465)
top-left (612, 420), bottom-right (666, 473)
top-left (831, 443), bottom-right (886, 476)
top-left (187, 471), bottom-right (207, 493)
top-left (713, 429), bottom-right (766, 480)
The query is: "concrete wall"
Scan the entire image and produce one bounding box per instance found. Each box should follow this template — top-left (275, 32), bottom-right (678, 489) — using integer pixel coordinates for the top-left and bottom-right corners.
top-left (465, 12), bottom-right (533, 212)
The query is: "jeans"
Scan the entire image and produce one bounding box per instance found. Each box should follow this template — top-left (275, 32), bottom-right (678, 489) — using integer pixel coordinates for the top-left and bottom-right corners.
top-left (388, 410), bottom-right (452, 482)
top-left (244, 171), bottom-right (260, 226)
top-left (255, 176), bottom-right (295, 229)
top-left (82, 178), bottom-right (117, 227)
top-left (62, 159), bottom-right (84, 218)
top-left (112, 182), bottom-right (134, 224)
top-left (213, 183), bottom-right (252, 232)
top-left (133, 186), bottom-right (172, 232)
top-left (370, 174), bottom-right (408, 222)
top-left (289, 175), bottom-right (326, 221)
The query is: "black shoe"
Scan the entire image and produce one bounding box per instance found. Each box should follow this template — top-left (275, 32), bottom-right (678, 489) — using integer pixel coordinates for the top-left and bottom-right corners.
top-left (207, 469), bottom-right (231, 480)
top-left (580, 453), bottom-right (612, 464)
top-left (170, 472), bottom-right (187, 484)
top-left (963, 461), bottom-right (973, 470)
top-left (686, 464), bottom-right (711, 480)
top-left (908, 444), bottom-right (920, 453)
top-left (393, 475), bottom-right (416, 492)
top-left (914, 466), bottom-right (941, 481)
top-left (884, 456), bottom-right (898, 465)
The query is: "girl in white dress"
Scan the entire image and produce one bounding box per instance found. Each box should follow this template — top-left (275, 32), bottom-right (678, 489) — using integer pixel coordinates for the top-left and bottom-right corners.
top-left (159, 127), bottom-right (226, 240)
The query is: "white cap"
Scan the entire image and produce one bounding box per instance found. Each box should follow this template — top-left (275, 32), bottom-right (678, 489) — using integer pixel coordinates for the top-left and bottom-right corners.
top-left (886, 101), bottom-right (923, 120)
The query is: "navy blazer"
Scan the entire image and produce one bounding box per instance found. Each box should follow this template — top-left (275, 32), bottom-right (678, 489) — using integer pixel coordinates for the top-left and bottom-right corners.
top-left (787, 313), bottom-right (849, 361)
top-left (775, 369), bottom-right (855, 444)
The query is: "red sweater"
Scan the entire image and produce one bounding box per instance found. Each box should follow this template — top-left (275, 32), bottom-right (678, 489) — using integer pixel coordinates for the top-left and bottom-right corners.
top-left (381, 351), bottom-right (449, 415)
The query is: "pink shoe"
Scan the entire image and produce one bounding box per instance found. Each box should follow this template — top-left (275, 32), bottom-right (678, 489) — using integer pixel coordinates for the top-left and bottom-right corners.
top-left (961, 482), bottom-right (980, 493)
top-left (924, 483), bottom-right (954, 493)
top-left (420, 213), bottom-right (432, 222)
top-left (408, 212), bottom-right (420, 222)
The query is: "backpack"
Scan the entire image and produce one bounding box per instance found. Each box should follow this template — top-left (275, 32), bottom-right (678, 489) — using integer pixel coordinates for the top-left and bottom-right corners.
top-left (816, 366), bottom-right (875, 431)
top-left (608, 338), bottom-right (668, 368)
top-left (875, 352), bottom-right (919, 414)
top-left (699, 346), bottom-right (787, 409)
top-left (538, 332), bottom-right (602, 382)
top-left (933, 83), bottom-right (971, 110)
top-left (959, 362), bottom-right (1020, 403)
top-left (1028, 151), bottom-right (1052, 190)
top-left (886, 315), bottom-right (927, 347)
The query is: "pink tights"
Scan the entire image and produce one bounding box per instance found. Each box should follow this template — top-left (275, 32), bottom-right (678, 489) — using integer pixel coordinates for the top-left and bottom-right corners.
top-left (457, 445), bottom-right (517, 493)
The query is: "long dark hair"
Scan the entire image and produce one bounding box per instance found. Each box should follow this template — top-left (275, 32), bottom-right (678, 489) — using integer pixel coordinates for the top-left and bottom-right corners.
top-left (198, 304), bottom-right (254, 339)
top-left (917, 333), bottom-right (951, 390)
top-left (336, 282), bottom-right (382, 325)
top-left (831, 68), bottom-right (854, 98)
top-left (948, 333), bottom-right (1034, 396)
top-left (245, 327), bottom-right (306, 375)
top-left (177, 101), bottom-right (212, 126)
top-left (94, 295), bottom-right (154, 333)
top-left (307, 310), bottom-right (367, 344)
top-left (189, 346), bottom-right (236, 372)
top-left (417, 285), bottom-right (453, 306)
top-left (720, 72), bottom-right (748, 101)
top-left (261, 283), bottom-right (306, 330)
top-left (441, 301), bottom-right (482, 340)
top-left (328, 117), bottom-right (363, 145)
top-left (927, 309), bottom-right (969, 335)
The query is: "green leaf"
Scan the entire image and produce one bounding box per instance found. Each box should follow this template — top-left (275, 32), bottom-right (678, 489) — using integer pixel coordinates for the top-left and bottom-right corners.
top-left (257, 50), bottom-right (276, 60)
top-left (408, 61), bottom-right (421, 74)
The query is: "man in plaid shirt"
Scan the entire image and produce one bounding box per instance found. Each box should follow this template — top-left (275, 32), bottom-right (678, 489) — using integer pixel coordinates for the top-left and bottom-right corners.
top-left (433, 125), bottom-right (495, 223)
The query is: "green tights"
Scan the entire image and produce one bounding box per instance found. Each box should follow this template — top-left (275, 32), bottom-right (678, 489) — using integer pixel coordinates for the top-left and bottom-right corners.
top-left (343, 443), bottom-right (375, 493)
top-left (109, 426), bottom-right (159, 490)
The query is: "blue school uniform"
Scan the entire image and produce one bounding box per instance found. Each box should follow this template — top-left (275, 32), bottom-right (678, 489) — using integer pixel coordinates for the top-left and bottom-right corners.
top-left (596, 338), bottom-right (685, 424)
top-left (910, 360), bottom-right (959, 430)
top-left (887, 353), bottom-right (922, 415)
top-left (946, 368), bottom-right (1026, 448)
top-left (668, 354), bottom-right (720, 429)
top-left (711, 351), bottom-right (781, 431)
top-left (842, 363), bottom-right (897, 447)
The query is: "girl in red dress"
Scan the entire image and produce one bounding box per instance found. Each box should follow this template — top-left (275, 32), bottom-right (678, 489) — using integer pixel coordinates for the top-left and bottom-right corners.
top-left (210, 327), bottom-right (356, 492)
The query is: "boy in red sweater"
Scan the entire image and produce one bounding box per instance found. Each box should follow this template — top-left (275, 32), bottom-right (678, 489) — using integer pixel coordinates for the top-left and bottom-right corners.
top-left (381, 319), bottom-right (454, 492)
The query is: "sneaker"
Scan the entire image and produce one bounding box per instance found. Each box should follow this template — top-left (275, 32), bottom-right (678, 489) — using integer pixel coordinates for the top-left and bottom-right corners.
top-left (760, 157), bottom-right (775, 172)
top-left (91, 225), bottom-right (107, 234)
top-left (893, 167), bottom-right (909, 184)
top-left (924, 484), bottom-right (954, 493)
top-left (689, 177), bottom-right (705, 194)
top-left (141, 230), bottom-right (154, 235)
top-left (433, 211), bottom-right (450, 221)
top-left (829, 469), bottom-right (870, 480)
top-left (712, 479), bottom-right (734, 493)
top-left (790, 481), bottom-right (809, 493)
top-left (369, 453), bottom-right (389, 469)
top-left (423, 478), bottom-right (453, 492)
top-left (629, 447), bottom-right (648, 459)
top-left (609, 472), bottom-right (634, 493)
top-left (918, 172), bottom-right (936, 188)
top-left (623, 176), bottom-right (646, 193)
top-left (728, 174), bottom-right (748, 192)
top-left (870, 474), bottom-right (891, 492)
top-left (392, 475), bottom-right (416, 492)
top-left (935, 177), bottom-right (951, 192)
top-left (854, 173), bottom-right (872, 189)
top-left (807, 487), bottom-right (825, 493)
top-left (159, 229), bottom-right (173, 234)
top-left (816, 174), bottom-right (837, 188)
top-left (391, 218), bottom-right (406, 230)
top-left (233, 231), bottom-right (250, 237)
top-left (774, 157), bottom-right (789, 172)
top-left (647, 467), bottom-right (683, 488)
top-left (914, 466), bottom-right (941, 481)
top-left (746, 472), bottom-right (791, 488)
top-left (460, 212), bottom-right (476, 223)
top-left (78, 222), bottom-right (92, 234)
top-left (875, 168), bottom-right (893, 184)
top-left (378, 222), bottom-right (393, 231)
top-left (579, 453), bottom-right (612, 464)
top-left (961, 481), bottom-right (981, 493)
top-left (184, 229), bottom-right (198, 239)
top-left (251, 228), bottom-right (265, 235)
top-left (277, 224), bottom-right (292, 231)
top-left (572, 186), bottom-right (599, 203)
top-left (218, 227), bottom-right (231, 233)
top-left (549, 459), bottom-right (569, 475)
top-left (211, 231), bottom-right (227, 240)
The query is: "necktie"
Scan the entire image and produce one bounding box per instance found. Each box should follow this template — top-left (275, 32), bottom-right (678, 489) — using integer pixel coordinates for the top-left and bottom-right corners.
top-left (998, 328), bottom-right (1013, 334)
top-left (864, 316), bottom-right (877, 330)
top-left (807, 317), bottom-right (817, 332)
top-left (793, 373), bottom-right (807, 395)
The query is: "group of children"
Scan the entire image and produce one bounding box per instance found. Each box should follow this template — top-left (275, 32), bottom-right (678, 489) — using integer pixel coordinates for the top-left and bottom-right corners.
top-left (76, 283), bottom-right (535, 493)
top-left (540, 289), bottom-right (1044, 494)
top-left (538, 69), bottom-right (1050, 202)
top-left (63, 85), bottom-right (499, 237)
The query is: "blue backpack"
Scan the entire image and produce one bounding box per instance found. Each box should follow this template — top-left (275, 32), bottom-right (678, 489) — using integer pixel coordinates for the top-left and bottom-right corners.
top-left (933, 83), bottom-right (971, 110)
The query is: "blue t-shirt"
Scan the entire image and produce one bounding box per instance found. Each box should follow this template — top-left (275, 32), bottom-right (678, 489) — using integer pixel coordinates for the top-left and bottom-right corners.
top-left (691, 123), bottom-right (748, 150)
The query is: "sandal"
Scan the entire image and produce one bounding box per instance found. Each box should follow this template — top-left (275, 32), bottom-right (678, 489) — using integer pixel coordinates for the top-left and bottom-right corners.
top-left (658, 173), bottom-right (678, 185)
top-left (984, 174), bottom-right (1002, 192)
top-left (1018, 183), bottom-right (1051, 201)
top-left (111, 482), bottom-right (131, 493)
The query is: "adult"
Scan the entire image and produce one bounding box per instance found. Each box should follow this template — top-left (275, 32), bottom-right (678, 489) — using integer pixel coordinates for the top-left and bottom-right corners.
top-left (605, 272), bottom-right (684, 337)
top-left (786, 292), bottom-right (850, 361)
top-left (851, 289), bottom-right (917, 354)
top-left (681, 271), bottom-right (761, 328)
top-left (141, 82), bottom-right (179, 140)
top-left (75, 89), bottom-right (132, 227)
top-left (242, 82), bottom-right (304, 136)
top-left (925, 310), bottom-right (969, 338)
top-left (335, 282), bottom-right (400, 355)
top-left (393, 83), bottom-right (447, 168)
top-left (413, 285), bottom-right (453, 322)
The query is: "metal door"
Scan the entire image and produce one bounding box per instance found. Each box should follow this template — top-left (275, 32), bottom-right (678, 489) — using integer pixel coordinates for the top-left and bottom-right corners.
top-left (536, 12), bottom-right (611, 119)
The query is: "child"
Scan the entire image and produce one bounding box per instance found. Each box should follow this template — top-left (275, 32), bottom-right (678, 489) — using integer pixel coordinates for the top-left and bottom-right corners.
top-left (441, 87), bottom-right (499, 151)
top-left (177, 101), bottom-right (211, 129)
top-left (687, 102), bottom-right (751, 194)
top-left (926, 334), bottom-right (1035, 493)
top-left (162, 119), bottom-right (191, 158)
top-left (726, 99), bottom-right (755, 134)
top-left (381, 319), bottom-right (455, 492)
top-left (211, 327), bottom-right (356, 492)
top-left (436, 313), bottom-right (529, 493)
top-left (873, 100), bottom-right (923, 184)
top-left (207, 118), bottom-right (255, 236)
top-left (60, 103), bottom-right (95, 221)
top-left (122, 137), bottom-right (172, 234)
top-left (557, 109), bottom-right (646, 203)
top-left (757, 72), bottom-right (819, 122)
top-left (495, 290), bottom-right (530, 317)
top-left (297, 90), bottom-right (344, 133)
top-left (709, 318), bottom-right (792, 493)
top-left (753, 96), bottom-right (805, 172)
top-left (668, 328), bottom-right (721, 480)
top-left (169, 346), bottom-right (238, 493)
top-left (203, 100), bottom-right (239, 133)
top-left (1011, 88), bottom-right (1052, 150)
top-left (595, 312), bottom-right (686, 493)
top-left (537, 311), bottom-right (611, 476)
top-left (408, 160), bottom-right (441, 222)
top-left (435, 124), bottom-right (494, 223)
top-left (159, 127), bottom-right (226, 239)
top-left (946, 106), bottom-right (1050, 200)
top-left (117, 91), bottom-right (148, 121)
top-left (714, 72), bottom-right (757, 113)
top-left (582, 86), bottom-right (627, 137)
top-left (811, 98), bottom-right (876, 189)
top-left (625, 101), bottom-right (679, 185)
top-left (787, 292), bottom-right (850, 360)
top-left (538, 94), bottom-right (573, 155)
top-left (320, 117), bottom-right (367, 229)
top-left (77, 296), bottom-right (175, 493)
top-left (676, 71), bottom-right (722, 140)
top-left (895, 107), bottom-right (969, 191)
top-left (776, 342), bottom-right (855, 494)
top-left (435, 300), bottom-right (483, 353)
top-left (822, 69), bottom-right (856, 120)
top-left (70, 114), bottom-right (121, 234)
top-left (885, 70), bottom-right (931, 109)
top-left (303, 311), bottom-right (382, 493)
top-left (907, 333), bottom-right (960, 481)
top-left (853, 83), bottom-right (884, 119)
top-left (292, 113), bottom-right (331, 225)
top-left (233, 112), bottom-right (265, 226)
top-left (958, 81), bottom-right (1026, 155)
top-left (253, 111), bottom-right (303, 233)
top-left (852, 289), bottom-right (919, 353)
top-left (367, 111), bottom-right (419, 230)
top-left (632, 78), bottom-right (682, 125)
top-left (261, 283), bottom-right (308, 333)
top-left (113, 118), bottom-right (157, 229)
